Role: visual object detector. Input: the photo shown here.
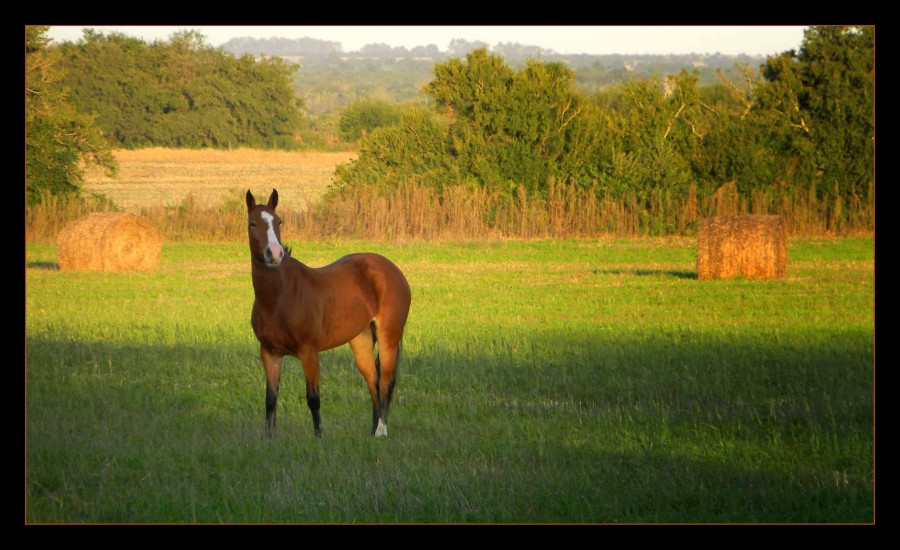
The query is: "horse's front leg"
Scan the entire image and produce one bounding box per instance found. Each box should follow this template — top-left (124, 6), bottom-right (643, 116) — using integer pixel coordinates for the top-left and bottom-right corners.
top-left (260, 346), bottom-right (284, 437)
top-left (300, 348), bottom-right (323, 437)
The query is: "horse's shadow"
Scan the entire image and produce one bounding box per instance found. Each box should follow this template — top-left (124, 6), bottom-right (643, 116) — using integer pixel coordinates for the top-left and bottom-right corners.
top-left (27, 261), bottom-right (60, 270)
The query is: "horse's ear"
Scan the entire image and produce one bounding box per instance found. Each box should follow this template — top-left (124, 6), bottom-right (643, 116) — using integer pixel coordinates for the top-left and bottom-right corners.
top-left (268, 188), bottom-right (279, 210)
top-left (246, 190), bottom-right (256, 212)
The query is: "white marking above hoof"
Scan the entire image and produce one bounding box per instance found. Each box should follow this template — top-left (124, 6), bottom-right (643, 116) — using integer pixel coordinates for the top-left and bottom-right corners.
top-left (374, 419), bottom-right (388, 437)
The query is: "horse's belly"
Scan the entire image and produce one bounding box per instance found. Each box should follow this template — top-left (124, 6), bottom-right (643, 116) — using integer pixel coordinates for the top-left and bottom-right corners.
top-left (318, 308), bottom-right (372, 351)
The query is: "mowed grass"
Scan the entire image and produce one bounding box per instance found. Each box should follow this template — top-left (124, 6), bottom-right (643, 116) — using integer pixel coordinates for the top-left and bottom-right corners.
top-left (82, 148), bottom-right (356, 211)
top-left (25, 238), bottom-right (874, 523)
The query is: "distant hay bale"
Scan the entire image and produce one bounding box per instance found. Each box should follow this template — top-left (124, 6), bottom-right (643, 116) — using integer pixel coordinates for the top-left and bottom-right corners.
top-left (697, 215), bottom-right (787, 280)
top-left (58, 212), bottom-right (162, 272)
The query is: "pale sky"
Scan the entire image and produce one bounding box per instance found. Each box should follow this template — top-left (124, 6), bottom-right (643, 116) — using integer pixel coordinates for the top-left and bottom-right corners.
top-left (44, 25), bottom-right (809, 57)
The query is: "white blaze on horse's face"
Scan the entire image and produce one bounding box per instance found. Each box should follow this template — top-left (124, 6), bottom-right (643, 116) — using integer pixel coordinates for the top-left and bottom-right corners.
top-left (260, 211), bottom-right (285, 267)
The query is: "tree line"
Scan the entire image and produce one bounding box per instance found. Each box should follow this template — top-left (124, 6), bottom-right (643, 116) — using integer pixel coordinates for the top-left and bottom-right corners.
top-left (25, 26), bottom-right (305, 204)
top-left (333, 26), bottom-right (873, 228)
top-left (234, 36), bottom-right (764, 123)
top-left (220, 34), bottom-right (762, 71)
top-left (55, 29), bottom-right (303, 150)
top-left (25, 26), bottom-right (118, 205)
top-left (26, 25), bottom-right (873, 235)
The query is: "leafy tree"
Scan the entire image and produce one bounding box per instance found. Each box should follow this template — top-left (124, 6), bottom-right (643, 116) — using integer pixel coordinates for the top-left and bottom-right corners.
top-left (338, 99), bottom-right (403, 141)
top-left (754, 26), bottom-right (874, 199)
top-left (494, 59), bottom-right (605, 193)
top-left (585, 69), bottom-right (724, 205)
top-left (333, 106), bottom-right (453, 189)
top-left (340, 49), bottom-right (608, 196)
top-left (56, 29), bottom-right (305, 149)
top-left (686, 66), bottom-right (783, 196)
top-left (25, 26), bottom-right (117, 205)
top-left (795, 26), bottom-right (874, 199)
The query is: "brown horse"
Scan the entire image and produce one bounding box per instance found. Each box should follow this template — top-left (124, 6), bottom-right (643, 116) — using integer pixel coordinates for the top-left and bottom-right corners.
top-left (246, 189), bottom-right (411, 437)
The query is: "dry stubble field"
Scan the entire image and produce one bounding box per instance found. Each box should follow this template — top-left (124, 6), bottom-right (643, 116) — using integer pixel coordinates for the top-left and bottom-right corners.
top-left (83, 148), bottom-right (357, 211)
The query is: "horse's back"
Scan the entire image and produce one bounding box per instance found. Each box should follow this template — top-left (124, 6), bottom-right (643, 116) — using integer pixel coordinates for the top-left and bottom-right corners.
top-left (322, 253), bottom-right (408, 291)
top-left (322, 252), bottom-right (411, 321)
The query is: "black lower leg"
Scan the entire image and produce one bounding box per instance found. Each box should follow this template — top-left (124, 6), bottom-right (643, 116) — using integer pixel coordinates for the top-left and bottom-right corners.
top-left (384, 377), bottom-right (396, 417)
top-left (371, 402), bottom-right (381, 435)
top-left (376, 376), bottom-right (396, 429)
top-left (307, 390), bottom-right (322, 437)
top-left (265, 387), bottom-right (278, 436)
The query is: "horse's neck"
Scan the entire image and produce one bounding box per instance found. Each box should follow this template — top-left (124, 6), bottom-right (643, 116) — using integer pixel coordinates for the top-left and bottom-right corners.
top-left (251, 258), bottom-right (309, 305)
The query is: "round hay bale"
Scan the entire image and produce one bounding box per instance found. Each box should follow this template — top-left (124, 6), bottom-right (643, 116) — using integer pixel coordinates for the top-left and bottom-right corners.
top-left (697, 215), bottom-right (787, 280)
top-left (57, 212), bottom-right (162, 272)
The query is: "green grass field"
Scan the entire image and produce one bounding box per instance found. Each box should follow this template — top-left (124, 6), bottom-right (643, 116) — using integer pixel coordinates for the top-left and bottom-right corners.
top-left (25, 237), bottom-right (874, 523)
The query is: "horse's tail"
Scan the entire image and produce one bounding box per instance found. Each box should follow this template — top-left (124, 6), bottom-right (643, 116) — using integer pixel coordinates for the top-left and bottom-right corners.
top-left (370, 320), bottom-right (381, 378)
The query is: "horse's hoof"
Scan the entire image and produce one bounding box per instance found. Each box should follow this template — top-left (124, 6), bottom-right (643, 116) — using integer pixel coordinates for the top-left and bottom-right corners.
top-left (374, 419), bottom-right (388, 437)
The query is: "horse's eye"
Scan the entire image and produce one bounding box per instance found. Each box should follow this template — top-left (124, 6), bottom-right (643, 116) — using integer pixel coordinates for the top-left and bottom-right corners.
top-left (250, 221), bottom-right (257, 228)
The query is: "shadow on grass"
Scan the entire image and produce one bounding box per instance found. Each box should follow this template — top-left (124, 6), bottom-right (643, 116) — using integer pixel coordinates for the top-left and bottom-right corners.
top-left (594, 268), bottom-right (696, 279)
top-left (27, 261), bottom-right (60, 270)
top-left (24, 327), bottom-right (874, 523)
top-left (408, 325), bottom-right (872, 517)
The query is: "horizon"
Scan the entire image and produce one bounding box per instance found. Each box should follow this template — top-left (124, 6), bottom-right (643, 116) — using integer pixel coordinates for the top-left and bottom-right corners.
top-left (44, 25), bottom-right (810, 57)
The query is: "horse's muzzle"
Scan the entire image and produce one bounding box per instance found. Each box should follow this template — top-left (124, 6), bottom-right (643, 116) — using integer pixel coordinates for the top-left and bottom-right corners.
top-left (264, 245), bottom-right (285, 267)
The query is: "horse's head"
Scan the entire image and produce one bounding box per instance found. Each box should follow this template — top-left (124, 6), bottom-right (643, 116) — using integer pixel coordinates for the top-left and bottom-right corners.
top-left (246, 189), bottom-right (286, 268)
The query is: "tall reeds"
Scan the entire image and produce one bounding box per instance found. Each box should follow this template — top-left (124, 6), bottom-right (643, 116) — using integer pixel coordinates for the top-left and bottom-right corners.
top-left (25, 190), bottom-right (117, 243)
top-left (26, 181), bottom-right (874, 243)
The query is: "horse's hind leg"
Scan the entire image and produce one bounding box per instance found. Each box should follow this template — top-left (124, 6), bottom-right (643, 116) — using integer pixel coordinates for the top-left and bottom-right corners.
top-left (374, 348), bottom-right (397, 437)
top-left (349, 324), bottom-right (381, 436)
top-left (299, 348), bottom-right (323, 437)
top-left (260, 346), bottom-right (284, 437)
top-left (373, 322), bottom-right (403, 437)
